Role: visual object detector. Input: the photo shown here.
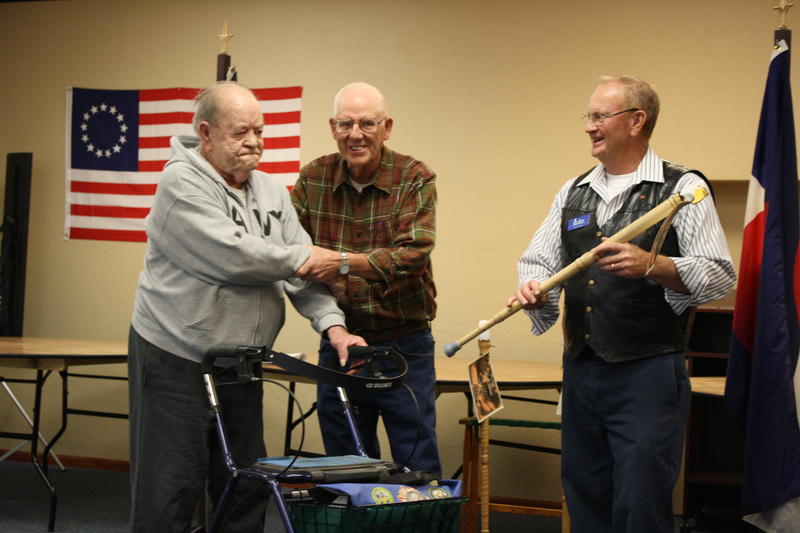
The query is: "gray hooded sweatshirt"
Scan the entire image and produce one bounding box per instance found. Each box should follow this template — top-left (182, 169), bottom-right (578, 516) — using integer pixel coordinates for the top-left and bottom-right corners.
top-left (131, 136), bottom-right (345, 363)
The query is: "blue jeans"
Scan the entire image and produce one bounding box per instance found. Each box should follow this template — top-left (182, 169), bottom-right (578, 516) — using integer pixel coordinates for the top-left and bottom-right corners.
top-left (561, 349), bottom-right (690, 533)
top-left (316, 328), bottom-right (442, 476)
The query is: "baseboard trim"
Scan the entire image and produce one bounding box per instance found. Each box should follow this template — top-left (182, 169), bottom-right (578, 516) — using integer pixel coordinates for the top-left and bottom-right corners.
top-left (0, 449), bottom-right (130, 471)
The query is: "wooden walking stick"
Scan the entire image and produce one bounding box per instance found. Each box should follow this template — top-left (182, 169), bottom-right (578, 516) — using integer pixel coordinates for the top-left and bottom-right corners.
top-left (443, 185), bottom-right (709, 357)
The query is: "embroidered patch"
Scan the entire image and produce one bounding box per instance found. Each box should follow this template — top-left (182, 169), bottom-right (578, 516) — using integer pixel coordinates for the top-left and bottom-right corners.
top-left (397, 486), bottom-right (428, 502)
top-left (371, 486), bottom-right (395, 504)
top-left (567, 214), bottom-right (591, 231)
top-left (427, 486), bottom-right (452, 499)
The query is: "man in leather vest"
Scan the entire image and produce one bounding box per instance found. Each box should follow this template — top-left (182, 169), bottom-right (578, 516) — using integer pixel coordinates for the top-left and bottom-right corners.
top-left (509, 76), bottom-right (736, 533)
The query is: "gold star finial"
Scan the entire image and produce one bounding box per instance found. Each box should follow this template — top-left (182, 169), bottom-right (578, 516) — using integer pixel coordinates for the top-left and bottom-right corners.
top-left (774, 0), bottom-right (794, 29)
top-left (217, 21), bottom-right (233, 54)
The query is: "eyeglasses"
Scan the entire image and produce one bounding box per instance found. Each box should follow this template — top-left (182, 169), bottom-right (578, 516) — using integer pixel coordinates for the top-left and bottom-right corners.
top-left (332, 118), bottom-right (386, 134)
top-left (580, 107), bottom-right (640, 126)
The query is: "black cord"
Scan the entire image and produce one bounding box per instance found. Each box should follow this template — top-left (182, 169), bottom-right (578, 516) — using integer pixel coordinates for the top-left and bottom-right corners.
top-left (394, 382), bottom-right (423, 473)
top-left (213, 378), bottom-right (308, 532)
top-left (260, 378), bottom-right (307, 477)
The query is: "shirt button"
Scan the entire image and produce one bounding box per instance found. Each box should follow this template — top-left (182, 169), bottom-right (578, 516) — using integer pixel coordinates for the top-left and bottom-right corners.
top-left (585, 306), bottom-right (592, 312)
top-left (588, 280), bottom-right (595, 286)
top-left (584, 334), bottom-right (591, 340)
top-left (596, 231), bottom-right (603, 237)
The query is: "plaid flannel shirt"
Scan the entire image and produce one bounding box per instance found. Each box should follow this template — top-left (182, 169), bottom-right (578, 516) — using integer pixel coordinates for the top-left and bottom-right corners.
top-left (291, 147), bottom-right (437, 334)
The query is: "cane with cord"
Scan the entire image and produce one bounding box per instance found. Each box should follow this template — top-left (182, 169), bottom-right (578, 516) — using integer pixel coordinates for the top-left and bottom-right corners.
top-left (443, 185), bottom-right (710, 357)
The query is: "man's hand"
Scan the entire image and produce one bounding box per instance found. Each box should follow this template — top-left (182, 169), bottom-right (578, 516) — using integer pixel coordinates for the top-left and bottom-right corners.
top-left (507, 279), bottom-right (549, 310)
top-left (594, 238), bottom-right (688, 293)
top-left (326, 325), bottom-right (367, 367)
top-left (593, 239), bottom-right (650, 278)
top-left (294, 246), bottom-right (343, 283)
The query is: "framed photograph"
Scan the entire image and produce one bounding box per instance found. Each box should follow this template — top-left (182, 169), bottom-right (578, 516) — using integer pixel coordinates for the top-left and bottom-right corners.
top-left (468, 353), bottom-right (503, 422)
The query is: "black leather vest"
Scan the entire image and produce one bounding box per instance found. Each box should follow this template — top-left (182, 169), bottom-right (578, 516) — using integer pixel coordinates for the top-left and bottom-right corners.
top-left (561, 161), bottom-right (706, 363)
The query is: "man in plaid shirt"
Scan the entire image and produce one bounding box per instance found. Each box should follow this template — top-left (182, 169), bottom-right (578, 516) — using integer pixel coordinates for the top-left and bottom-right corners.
top-left (292, 82), bottom-right (441, 476)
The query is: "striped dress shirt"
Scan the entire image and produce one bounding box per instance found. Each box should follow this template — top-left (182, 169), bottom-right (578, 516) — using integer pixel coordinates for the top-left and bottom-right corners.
top-left (518, 148), bottom-right (736, 336)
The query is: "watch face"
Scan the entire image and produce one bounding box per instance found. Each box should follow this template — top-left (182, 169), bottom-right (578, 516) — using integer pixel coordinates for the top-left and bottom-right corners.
top-left (339, 253), bottom-right (350, 275)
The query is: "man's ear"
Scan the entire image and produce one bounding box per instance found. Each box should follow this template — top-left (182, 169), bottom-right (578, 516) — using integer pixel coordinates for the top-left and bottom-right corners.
top-left (329, 118), bottom-right (338, 138)
top-left (198, 121), bottom-right (212, 143)
top-left (630, 110), bottom-right (647, 137)
top-left (383, 117), bottom-right (393, 141)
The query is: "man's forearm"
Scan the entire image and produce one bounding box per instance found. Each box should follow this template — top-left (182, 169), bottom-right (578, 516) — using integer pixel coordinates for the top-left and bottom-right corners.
top-left (347, 253), bottom-right (382, 280)
top-left (647, 255), bottom-right (689, 294)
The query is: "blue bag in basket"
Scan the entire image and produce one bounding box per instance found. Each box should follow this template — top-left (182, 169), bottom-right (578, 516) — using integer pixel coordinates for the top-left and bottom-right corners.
top-left (315, 479), bottom-right (461, 507)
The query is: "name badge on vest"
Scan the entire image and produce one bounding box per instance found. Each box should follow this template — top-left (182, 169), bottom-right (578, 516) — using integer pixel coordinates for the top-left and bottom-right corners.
top-left (567, 214), bottom-right (591, 231)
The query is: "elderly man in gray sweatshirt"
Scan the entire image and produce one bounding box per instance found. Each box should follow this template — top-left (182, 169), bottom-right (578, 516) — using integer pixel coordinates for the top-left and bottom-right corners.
top-left (129, 81), bottom-right (365, 533)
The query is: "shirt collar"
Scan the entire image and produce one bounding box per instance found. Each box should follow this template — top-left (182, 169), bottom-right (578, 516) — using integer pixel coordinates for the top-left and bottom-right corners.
top-left (576, 147), bottom-right (664, 190)
top-left (332, 147), bottom-right (393, 194)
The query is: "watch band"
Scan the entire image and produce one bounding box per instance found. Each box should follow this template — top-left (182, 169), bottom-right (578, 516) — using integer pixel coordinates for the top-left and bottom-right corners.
top-left (338, 252), bottom-right (350, 275)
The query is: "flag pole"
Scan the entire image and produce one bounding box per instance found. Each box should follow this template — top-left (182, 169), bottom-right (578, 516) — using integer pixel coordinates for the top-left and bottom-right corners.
top-left (216, 21), bottom-right (236, 81)
top-left (774, 1), bottom-right (793, 54)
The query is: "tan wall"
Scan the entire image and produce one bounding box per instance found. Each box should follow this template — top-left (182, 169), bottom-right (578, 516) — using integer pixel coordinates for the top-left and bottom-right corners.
top-left (0, 0), bottom-right (783, 505)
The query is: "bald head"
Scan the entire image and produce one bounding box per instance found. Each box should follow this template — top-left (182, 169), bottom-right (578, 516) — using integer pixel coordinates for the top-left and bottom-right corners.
top-left (333, 82), bottom-right (388, 117)
top-left (193, 81), bottom-right (258, 135)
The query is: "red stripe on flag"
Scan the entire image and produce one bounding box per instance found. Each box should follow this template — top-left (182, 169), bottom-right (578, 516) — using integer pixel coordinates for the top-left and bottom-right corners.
top-left (264, 136), bottom-right (300, 149)
top-left (69, 227), bottom-right (147, 243)
top-left (140, 112), bottom-right (193, 125)
top-left (71, 204), bottom-right (151, 219)
top-left (138, 160), bottom-right (167, 172)
top-left (251, 87), bottom-right (303, 100)
top-left (139, 136), bottom-right (172, 149)
top-left (258, 161), bottom-right (300, 174)
top-left (140, 136), bottom-right (299, 150)
top-left (71, 181), bottom-right (157, 195)
top-left (139, 88), bottom-right (201, 101)
top-left (264, 111), bottom-right (301, 125)
top-left (732, 207), bottom-right (767, 358)
top-left (795, 241), bottom-right (800, 322)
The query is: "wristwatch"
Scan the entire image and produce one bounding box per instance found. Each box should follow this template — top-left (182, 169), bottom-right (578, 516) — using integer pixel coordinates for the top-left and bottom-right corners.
top-left (338, 252), bottom-right (350, 275)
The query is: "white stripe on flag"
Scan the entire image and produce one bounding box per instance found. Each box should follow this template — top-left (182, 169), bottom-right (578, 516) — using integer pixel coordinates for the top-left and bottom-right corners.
top-left (261, 148), bottom-right (301, 162)
top-left (259, 98), bottom-right (302, 113)
top-left (69, 216), bottom-right (146, 231)
top-left (137, 123), bottom-right (301, 138)
top-left (69, 169), bottom-right (161, 184)
top-left (138, 147), bottom-right (300, 163)
top-left (136, 97), bottom-right (301, 114)
top-left (263, 123), bottom-right (301, 137)
top-left (139, 124), bottom-right (195, 137)
top-left (69, 192), bottom-right (155, 208)
top-left (743, 175), bottom-right (765, 227)
top-left (139, 99), bottom-right (196, 114)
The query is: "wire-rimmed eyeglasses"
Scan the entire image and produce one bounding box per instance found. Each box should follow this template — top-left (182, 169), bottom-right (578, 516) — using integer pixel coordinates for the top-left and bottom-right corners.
top-left (580, 107), bottom-right (640, 126)
top-left (332, 118), bottom-right (386, 134)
